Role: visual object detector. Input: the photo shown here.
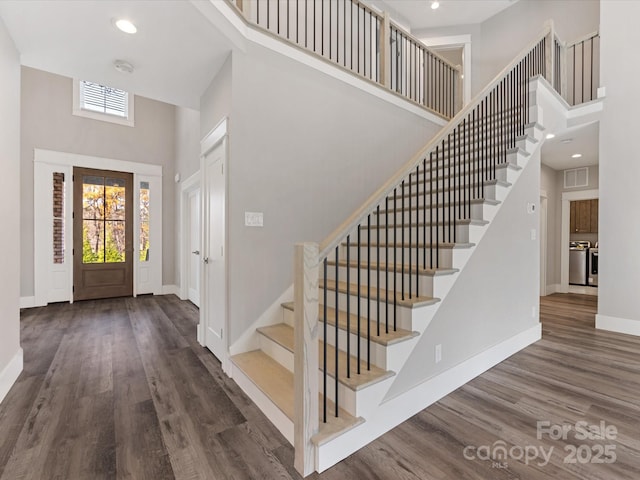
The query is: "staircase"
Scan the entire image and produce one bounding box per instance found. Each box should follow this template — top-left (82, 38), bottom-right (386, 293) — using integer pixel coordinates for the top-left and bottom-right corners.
top-left (216, 2), bottom-right (599, 475)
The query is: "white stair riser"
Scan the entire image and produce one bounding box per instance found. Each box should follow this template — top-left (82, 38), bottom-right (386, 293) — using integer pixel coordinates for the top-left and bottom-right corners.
top-left (377, 184), bottom-right (498, 208)
top-left (340, 244), bottom-right (459, 270)
top-left (319, 370), bottom-right (393, 418)
top-left (258, 334), bottom-right (294, 372)
top-left (362, 221), bottom-right (489, 244)
top-left (368, 201), bottom-right (497, 224)
top-left (282, 306), bottom-right (295, 327)
top-left (406, 148), bottom-right (525, 179)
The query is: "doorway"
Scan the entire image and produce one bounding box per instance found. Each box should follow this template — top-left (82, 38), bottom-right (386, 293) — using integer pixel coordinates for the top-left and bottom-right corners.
top-left (73, 167), bottom-right (133, 301)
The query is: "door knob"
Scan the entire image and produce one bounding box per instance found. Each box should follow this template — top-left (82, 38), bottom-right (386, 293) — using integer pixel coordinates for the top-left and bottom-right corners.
top-left (192, 250), bottom-right (200, 255)
top-left (203, 257), bottom-right (209, 264)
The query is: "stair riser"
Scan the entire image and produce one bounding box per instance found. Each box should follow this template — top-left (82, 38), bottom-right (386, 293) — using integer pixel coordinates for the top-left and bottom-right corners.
top-left (405, 163), bottom-right (520, 187)
top-left (369, 201), bottom-right (496, 223)
top-left (406, 148), bottom-right (525, 178)
top-left (363, 221), bottom-right (489, 244)
top-left (321, 292), bottom-right (432, 326)
top-left (320, 325), bottom-right (394, 371)
top-left (375, 184), bottom-right (498, 210)
top-left (319, 370), bottom-right (392, 419)
top-left (325, 266), bottom-right (442, 299)
top-left (339, 245), bottom-right (455, 270)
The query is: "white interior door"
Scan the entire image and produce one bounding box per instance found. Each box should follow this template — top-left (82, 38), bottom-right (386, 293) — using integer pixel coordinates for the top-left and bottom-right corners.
top-left (202, 140), bottom-right (226, 360)
top-left (187, 188), bottom-right (200, 307)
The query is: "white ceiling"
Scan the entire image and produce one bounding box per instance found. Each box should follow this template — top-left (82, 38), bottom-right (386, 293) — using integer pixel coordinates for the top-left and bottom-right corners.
top-left (374, 0), bottom-right (518, 31)
top-left (0, 0), bottom-right (234, 109)
top-left (541, 122), bottom-right (599, 171)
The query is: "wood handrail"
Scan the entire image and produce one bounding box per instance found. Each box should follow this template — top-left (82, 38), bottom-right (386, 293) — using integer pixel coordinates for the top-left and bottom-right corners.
top-left (318, 24), bottom-right (552, 258)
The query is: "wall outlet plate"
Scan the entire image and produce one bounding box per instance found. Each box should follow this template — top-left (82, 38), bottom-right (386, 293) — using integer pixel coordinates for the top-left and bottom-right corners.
top-left (245, 212), bottom-right (264, 227)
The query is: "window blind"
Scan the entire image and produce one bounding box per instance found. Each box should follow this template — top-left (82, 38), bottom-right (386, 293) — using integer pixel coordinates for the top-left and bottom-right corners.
top-left (80, 81), bottom-right (128, 118)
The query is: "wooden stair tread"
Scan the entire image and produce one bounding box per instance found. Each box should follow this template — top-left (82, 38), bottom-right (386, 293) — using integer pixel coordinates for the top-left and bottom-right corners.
top-left (320, 279), bottom-right (440, 308)
top-left (257, 324), bottom-right (396, 390)
top-left (326, 259), bottom-right (459, 278)
top-left (231, 350), bottom-right (364, 446)
top-left (342, 241), bottom-right (474, 249)
top-left (375, 198), bottom-right (501, 214)
top-left (360, 219), bottom-right (489, 229)
top-left (281, 305), bottom-right (420, 346)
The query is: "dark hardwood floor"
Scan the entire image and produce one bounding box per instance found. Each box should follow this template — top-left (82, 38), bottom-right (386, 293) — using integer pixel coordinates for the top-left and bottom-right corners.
top-left (1, 293), bottom-right (638, 479)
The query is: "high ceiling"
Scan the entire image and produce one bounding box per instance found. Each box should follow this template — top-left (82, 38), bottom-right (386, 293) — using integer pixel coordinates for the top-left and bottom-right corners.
top-left (0, 0), bottom-right (234, 109)
top-left (373, 0), bottom-right (518, 31)
top-left (541, 122), bottom-right (599, 171)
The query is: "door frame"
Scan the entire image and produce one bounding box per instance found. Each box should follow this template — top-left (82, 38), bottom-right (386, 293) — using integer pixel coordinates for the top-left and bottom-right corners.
top-left (198, 118), bottom-right (229, 373)
top-left (540, 190), bottom-right (548, 296)
top-left (33, 149), bottom-right (162, 306)
top-left (560, 188), bottom-right (599, 292)
top-left (179, 170), bottom-right (201, 304)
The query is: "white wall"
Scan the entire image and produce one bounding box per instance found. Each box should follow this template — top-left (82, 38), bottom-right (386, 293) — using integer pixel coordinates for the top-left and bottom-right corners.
top-left (597, 1), bottom-right (640, 331)
top-left (387, 149), bottom-right (541, 397)
top-left (20, 67), bottom-right (177, 296)
top-left (200, 54), bottom-right (232, 138)
top-left (210, 42), bottom-right (443, 344)
top-left (0, 17), bottom-right (22, 401)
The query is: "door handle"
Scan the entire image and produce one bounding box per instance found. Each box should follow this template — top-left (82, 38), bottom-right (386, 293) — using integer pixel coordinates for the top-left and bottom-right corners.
top-left (203, 257), bottom-right (209, 264)
top-left (192, 250), bottom-right (200, 255)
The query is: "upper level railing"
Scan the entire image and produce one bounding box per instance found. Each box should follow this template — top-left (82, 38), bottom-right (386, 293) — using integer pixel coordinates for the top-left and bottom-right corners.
top-left (229, 0), bottom-right (461, 119)
top-left (553, 30), bottom-right (600, 105)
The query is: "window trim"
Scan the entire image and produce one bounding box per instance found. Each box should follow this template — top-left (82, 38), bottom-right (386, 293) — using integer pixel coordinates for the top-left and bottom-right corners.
top-left (72, 79), bottom-right (135, 127)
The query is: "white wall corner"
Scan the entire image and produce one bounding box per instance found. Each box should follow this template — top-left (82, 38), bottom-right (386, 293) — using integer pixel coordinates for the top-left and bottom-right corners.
top-left (0, 348), bottom-right (23, 405)
top-left (595, 314), bottom-right (640, 337)
top-left (161, 285), bottom-right (180, 296)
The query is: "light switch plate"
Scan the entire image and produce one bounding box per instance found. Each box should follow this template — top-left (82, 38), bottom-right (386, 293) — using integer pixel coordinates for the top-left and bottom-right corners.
top-left (245, 212), bottom-right (264, 227)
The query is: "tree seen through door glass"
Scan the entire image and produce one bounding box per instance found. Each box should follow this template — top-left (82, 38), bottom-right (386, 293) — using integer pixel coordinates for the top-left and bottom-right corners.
top-left (139, 182), bottom-right (150, 262)
top-left (82, 176), bottom-right (126, 263)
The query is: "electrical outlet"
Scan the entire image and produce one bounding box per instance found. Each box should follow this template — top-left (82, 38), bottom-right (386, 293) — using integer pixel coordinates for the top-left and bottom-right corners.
top-left (531, 228), bottom-right (537, 240)
top-left (435, 344), bottom-right (442, 363)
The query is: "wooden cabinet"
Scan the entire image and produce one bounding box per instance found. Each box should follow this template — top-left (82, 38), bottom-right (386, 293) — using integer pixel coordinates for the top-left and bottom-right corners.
top-left (569, 199), bottom-right (598, 233)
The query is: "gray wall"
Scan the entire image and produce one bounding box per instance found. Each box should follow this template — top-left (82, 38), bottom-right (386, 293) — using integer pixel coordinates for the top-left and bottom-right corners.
top-left (417, 0), bottom-right (599, 97)
top-left (0, 17), bottom-right (21, 383)
top-left (388, 149), bottom-right (541, 397)
top-left (211, 42), bottom-right (443, 343)
top-left (20, 67), bottom-right (177, 296)
top-left (200, 54), bottom-right (232, 138)
top-left (598, 0), bottom-right (640, 324)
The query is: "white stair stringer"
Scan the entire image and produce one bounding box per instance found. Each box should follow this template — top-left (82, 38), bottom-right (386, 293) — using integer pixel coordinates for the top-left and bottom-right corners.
top-left (311, 119), bottom-right (544, 472)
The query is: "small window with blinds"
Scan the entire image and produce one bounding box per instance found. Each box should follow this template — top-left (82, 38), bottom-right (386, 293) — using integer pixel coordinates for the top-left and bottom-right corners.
top-left (73, 79), bottom-right (135, 126)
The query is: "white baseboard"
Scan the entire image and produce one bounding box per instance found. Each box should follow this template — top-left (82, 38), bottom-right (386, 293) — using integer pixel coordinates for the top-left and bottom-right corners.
top-left (0, 348), bottom-right (23, 405)
top-left (596, 314), bottom-right (640, 337)
top-left (316, 323), bottom-right (542, 472)
top-left (19, 297), bottom-right (36, 309)
top-left (543, 284), bottom-right (562, 295)
top-left (161, 285), bottom-right (180, 296)
top-left (568, 285), bottom-right (598, 296)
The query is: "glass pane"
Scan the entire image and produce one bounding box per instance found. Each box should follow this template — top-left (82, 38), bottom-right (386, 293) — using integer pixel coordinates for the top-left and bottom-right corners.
top-left (140, 182), bottom-right (150, 262)
top-left (83, 220), bottom-right (104, 263)
top-left (106, 221), bottom-right (126, 263)
top-left (53, 172), bottom-right (64, 218)
top-left (53, 218), bottom-right (64, 264)
top-left (105, 177), bottom-right (126, 220)
top-left (83, 176), bottom-right (104, 220)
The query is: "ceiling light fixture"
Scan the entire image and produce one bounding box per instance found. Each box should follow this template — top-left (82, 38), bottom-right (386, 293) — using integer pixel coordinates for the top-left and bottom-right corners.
top-left (546, 133), bottom-right (555, 139)
top-left (114, 18), bottom-right (137, 34)
top-left (572, 153), bottom-right (582, 158)
top-left (431, 1), bottom-right (440, 10)
top-left (114, 59), bottom-right (134, 74)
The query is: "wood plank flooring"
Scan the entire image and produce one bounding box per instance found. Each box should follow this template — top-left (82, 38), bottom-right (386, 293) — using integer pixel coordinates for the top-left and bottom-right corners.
top-left (1, 293), bottom-right (639, 479)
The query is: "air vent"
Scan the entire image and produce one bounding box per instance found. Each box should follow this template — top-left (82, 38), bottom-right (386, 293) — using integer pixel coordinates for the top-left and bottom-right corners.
top-left (564, 167), bottom-right (589, 189)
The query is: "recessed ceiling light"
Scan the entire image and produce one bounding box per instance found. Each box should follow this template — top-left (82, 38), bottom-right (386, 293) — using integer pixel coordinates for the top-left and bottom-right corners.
top-left (431, 1), bottom-right (440, 10)
top-left (572, 153), bottom-right (582, 158)
top-left (114, 18), bottom-right (137, 34)
top-left (546, 133), bottom-right (555, 139)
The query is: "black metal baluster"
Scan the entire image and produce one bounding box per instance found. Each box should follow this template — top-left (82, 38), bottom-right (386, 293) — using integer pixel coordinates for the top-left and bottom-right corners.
top-left (422, 158), bottom-right (427, 270)
top-left (376, 205), bottom-right (380, 338)
top-left (401, 180), bottom-right (405, 300)
top-left (357, 223), bottom-right (361, 374)
top-left (415, 165), bottom-right (419, 298)
top-left (435, 145), bottom-right (439, 268)
top-left (447, 133), bottom-right (452, 243)
top-left (366, 214), bottom-right (370, 370)
top-left (393, 188), bottom-right (397, 331)
top-left (429, 152), bottom-right (434, 269)
top-left (385, 197), bottom-right (388, 335)
top-left (323, 257), bottom-right (327, 423)
top-left (334, 245), bottom-right (339, 417)
top-left (346, 234), bottom-right (350, 379)
top-left (408, 176), bottom-right (412, 299)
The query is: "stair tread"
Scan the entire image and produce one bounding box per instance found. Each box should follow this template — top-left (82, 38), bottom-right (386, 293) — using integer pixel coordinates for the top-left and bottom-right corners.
top-left (342, 241), bottom-right (474, 249)
top-left (405, 161), bottom-right (522, 187)
top-left (320, 279), bottom-right (440, 308)
top-left (257, 324), bottom-right (396, 390)
top-left (326, 259), bottom-right (460, 278)
top-left (231, 350), bottom-right (364, 446)
top-left (374, 198), bottom-right (501, 214)
top-left (387, 179), bottom-right (512, 197)
top-left (282, 301), bottom-right (419, 346)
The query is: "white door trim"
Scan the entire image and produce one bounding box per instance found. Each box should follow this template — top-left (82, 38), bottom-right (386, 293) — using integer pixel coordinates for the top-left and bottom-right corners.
top-left (33, 149), bottom-right (163, 306)
top-left (560, 189), bottom-right (599, 292)
top-left (198, 118), bottom-right (229, 374)
top-left (540, 190), bottom-right (548, 296)
top-left (419, 34), bottom-right (472, 106)
top-left (179, 171), bottom-right (201, 302)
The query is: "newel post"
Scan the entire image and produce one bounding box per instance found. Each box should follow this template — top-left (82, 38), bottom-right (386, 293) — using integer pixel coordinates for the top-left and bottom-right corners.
top-left (293, 243), bottom-right (319, 477)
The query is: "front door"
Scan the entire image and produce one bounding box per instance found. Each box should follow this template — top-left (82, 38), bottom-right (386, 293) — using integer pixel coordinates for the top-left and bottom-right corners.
top-left (73, 167), bottom-right (133, 301)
